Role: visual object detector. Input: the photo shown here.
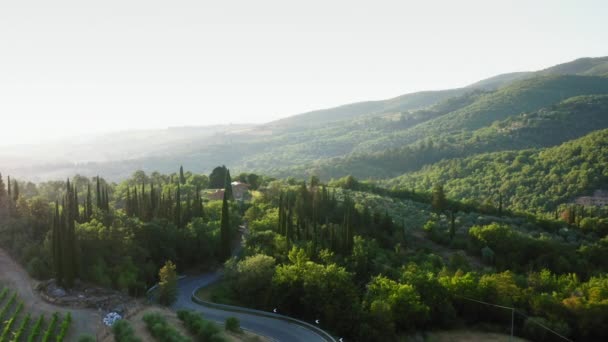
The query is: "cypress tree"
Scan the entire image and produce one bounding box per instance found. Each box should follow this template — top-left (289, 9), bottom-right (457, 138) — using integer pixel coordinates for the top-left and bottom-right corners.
top-left (86, 183), bottom-right (92, 221)
top-left (96, 176), bottom-right (101, 209)
top-left (52, 202), bottom-right (62, 284)
top-left (175, 184), bottom-right (182, 227)
top-left (0, 173), bottom-right (7, 218)
top-left (224, 169), bottom-right (233, 201)
top-left (73, 186), bottom-right (80, 223)
top-left (184, 192), bottom-right (192, 225)
top-left (150, 183), bottom-right (156, 219)
top-left (220, 190), bottom-right (231, 260)
top-left (278, 192), bottom-right (284, 235)
top-left (179, 165), bottom-right (186, 185)
top-left (7, 176), bottom-right (11, 199)
top-left (431, 184), bottom-right (447, 212)
top-left (12, 179), bottom-right (19, 202)
top-left (126, 187), bottom-right (132, 217)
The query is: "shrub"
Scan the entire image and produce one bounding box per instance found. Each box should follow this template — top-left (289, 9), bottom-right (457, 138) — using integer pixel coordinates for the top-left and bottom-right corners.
top-left (177, 310), bottom-right (224, 341)
top-left (112, 319), bottom-right (142, 342)
top-left (225, 317), bottom-right (242, 333)
top-left (143, 312), bottom-right (191, 342)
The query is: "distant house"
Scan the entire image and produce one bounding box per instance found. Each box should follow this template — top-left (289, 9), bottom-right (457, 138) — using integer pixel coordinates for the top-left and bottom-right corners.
top-left (207, 189), bottom-right (225, 201)
top-left (205, 182), bottom-right (250, 201)
top-left (231, 181), bottom-right (250, 200)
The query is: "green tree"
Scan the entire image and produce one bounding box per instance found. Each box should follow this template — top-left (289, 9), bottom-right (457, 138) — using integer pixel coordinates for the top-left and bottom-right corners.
top-left (179, 165), bottom-right (186, 185)
top-left (158, 260), bottom-right (178, 306)
top-left (0, 173), bottom-right (7, 218)
top-left (209, 165), bottom-right (228, 189)
top-left (431, 184), bottom-right (447, 212)
top-left (220, 190), bottom-right (232, 260)
top-left (224, 169), bottom-right (234, 201)
top-left (225, 254), bottom-right (276, 307)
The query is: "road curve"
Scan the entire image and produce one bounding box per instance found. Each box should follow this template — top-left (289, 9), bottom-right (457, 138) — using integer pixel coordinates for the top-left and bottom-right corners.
top-left (172, 273), bottom-right (329, 342)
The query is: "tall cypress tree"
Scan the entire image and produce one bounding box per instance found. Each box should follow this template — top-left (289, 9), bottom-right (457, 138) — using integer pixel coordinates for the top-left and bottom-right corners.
top-left (278, 192), bottom-right (284, 235)
top-left (0, 173), bottom-right (7, 218)
top-left (224, 169), bottom-right (233, 201)
top-left (179, 165), bottom-right (186, 185)
top-left (86, 183), bottom-right (92, 221)
top-left (174, 184), bottom-right (182, 228)
top-left (52, 202), bottom-right (62, 283)
top-left (220, 190), bottom-right (231, 260)
top-left (96, 176), bottom-right (101, 209)
top-left (7, 176), bottom-right (11, 200)
top-left (12, 179), bottom-right (19, 202)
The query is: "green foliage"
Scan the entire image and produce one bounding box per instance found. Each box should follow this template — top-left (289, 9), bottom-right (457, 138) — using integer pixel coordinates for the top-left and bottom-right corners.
top-left (143, 312), bottom-right (191, 342)
top-left (271, 248), bottom-right (360, 336)
top-left (41, 312), bottom-right (58, 342)
top-left (176, 310), bottom-right (225, 342)
top-left (12, 312), bottom-right (31, 342)
top-left (224, 317), bottom-right (241, 333)
top-left (390, 128), bottom-right (608, 213)
top-left (158, 260), bottom-right (178, 306)
top-left (112, 319), bottom-right (142, 342)
top-left (224, 255), bottom-right (276, 308)
top-left (0, 301), bottom-right (23, 342)
top-left (55, 312), bottom-right (72, 342)
top-left (26, 315), bottom-right (44, 342)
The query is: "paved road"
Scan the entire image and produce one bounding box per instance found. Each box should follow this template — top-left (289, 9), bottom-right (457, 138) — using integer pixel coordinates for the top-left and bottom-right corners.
top-left (172, 273), bottom-right (328, 342)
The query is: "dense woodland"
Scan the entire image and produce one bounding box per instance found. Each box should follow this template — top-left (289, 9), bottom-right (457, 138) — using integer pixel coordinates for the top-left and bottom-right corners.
top-left (1, 163), bottom-right (608, 341)
top-left (1, 57), bottom-right (608, 341)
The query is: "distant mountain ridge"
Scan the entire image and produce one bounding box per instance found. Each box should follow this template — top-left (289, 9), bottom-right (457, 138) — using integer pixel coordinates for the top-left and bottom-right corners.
top-left (2, 55), bottom-right (608, 182)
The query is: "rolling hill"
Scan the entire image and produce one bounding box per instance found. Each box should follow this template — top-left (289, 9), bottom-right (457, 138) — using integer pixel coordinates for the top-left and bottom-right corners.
top-left (3, 55), bottom-right (608, 183)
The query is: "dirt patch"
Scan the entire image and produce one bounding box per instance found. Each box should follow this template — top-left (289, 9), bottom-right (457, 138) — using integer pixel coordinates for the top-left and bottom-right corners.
top-left (39, 278), bottom-right (135, 313)
top-left (0, 248), bottom-right (102, 340)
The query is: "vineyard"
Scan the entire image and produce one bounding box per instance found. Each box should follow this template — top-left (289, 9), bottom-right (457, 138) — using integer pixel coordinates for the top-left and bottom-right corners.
top-left (0, 285), bottom-right (72, 342)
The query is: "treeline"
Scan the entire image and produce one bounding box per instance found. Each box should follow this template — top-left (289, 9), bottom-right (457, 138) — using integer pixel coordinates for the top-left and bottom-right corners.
top-left (0, 166), bottom-right (250, 295)
top-left (220, 180), bottom-right (608, 341)
top-left (388, 128), bottom-right (608, 213)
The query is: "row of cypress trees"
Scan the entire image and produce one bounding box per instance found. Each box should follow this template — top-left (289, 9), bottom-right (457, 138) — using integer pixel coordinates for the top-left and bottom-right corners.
top-left (277, 184), bottom-right (357, 255)
top-left (51, 180), bottom-right (78, 288)
top-left (51, 177), bottom-right (111, 287)
top-left (0, 173), bottom-right (20, 218)
top-left (124, 182), bottom-right (206, 227)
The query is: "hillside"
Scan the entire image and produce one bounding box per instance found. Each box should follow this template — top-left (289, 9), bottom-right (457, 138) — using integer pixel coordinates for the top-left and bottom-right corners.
top-left (266, 88), bottom-right (469, 130)
top-left (3, 56), bottom-right (608, 182)
top-left (285, 94), bottom-right (608, 180)
top-left (385, 128), bottom-right (608, 212)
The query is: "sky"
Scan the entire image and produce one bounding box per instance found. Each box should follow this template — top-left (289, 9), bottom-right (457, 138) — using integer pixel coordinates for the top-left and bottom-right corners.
top-left (1, 0), bottom-right (607, 146)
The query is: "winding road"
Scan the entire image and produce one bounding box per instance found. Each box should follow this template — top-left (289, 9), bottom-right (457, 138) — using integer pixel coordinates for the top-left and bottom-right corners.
top-left (172, 273), bottom-right (331, 342)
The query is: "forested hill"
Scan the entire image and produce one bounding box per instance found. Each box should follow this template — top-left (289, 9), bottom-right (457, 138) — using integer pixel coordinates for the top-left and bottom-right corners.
top-left (289, 94), bottom-right (608, 180)
top-left (3, 56), bottom-right (608, 182)
top-left (266, 88), bottom-right (469, 130)
top-left (385, 128), bottom-right (608, 213)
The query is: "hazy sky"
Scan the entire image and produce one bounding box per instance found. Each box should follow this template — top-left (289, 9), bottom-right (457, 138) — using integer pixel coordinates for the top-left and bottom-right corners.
top-left (1, 0), bottom-right (607, 145)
